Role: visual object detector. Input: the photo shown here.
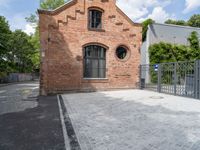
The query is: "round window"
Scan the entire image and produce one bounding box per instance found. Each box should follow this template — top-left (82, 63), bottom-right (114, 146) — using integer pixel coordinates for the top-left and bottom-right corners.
top-left (116, 46), bottom-right (128, 59)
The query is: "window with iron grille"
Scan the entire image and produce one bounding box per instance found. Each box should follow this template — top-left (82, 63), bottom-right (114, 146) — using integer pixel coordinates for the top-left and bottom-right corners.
top-left (89, 10), bottom-right (102, 29)
top-left (84, 45), bottom-right (106, 78)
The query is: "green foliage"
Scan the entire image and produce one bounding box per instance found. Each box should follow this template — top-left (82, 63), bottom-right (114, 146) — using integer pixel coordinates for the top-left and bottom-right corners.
top-left (0, 15), bottom-right (40, 78)
top-left (165, 19), bottom-right (187, 26)
top-left (0, 16), bottom-right (11, 59)
top-left (187, 31), bottom-right (200, 59)
top-left (29, 27), bottom-right (40, 71)
top-left (148, 30), bottom-right (200, 83)
top-left (149, 42), bottom-right (175, 64)
top-left (25, 14), bottom-right (38, 24)
top-left (8, 30), bottom-right (36, 72)
top-left (188, 14), bottom-right (200, 28)
top-left (188, 31), bottom-right (200, 50)
top-left (24, 0), bottom-right (68, 72)
top-left (142, 19), bottom-right (155, 42)
top-left (0, 16), bottom-right (12, 78)
top-left (149, 32), bottom-right (200, 64)
top-left (165, 14), bottom-right (200, 28)
top-left (40, 0), bottom-right (65, 10)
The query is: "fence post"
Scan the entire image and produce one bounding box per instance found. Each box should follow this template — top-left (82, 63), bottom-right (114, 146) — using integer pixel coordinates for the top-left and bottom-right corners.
top-left (174, 63), bottom-right (177, 95)
top-left (139, 65), bottom-right (142, 89)
top-left (157, 64), bottom-right (161, 93)
top-left (198, 60), bottom-right (200, 99)
top-left (195, 60), bottom-right (200, 99)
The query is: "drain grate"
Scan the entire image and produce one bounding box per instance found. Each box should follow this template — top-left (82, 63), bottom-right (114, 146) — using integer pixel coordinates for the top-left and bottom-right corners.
top-left (149, 96), bottom-right (164, 99)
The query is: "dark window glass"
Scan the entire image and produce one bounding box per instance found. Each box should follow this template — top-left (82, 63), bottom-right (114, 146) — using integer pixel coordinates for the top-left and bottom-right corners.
top-left (89, 10), bottom-right (102, 29)
top-left (84, 45), bottom-right (106, 78)
top-left (116, 46), bottom-right (127, 59)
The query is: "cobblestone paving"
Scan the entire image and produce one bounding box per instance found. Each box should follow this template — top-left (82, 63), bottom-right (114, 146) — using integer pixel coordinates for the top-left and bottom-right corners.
top-left (0, 82), bottom-right (39, 115)
top-left (62, 90), bottom-right (200, 150)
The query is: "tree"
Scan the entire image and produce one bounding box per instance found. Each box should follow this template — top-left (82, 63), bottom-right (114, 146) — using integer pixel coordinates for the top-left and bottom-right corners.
top-left (149, 32), bottom-right (200, 64)
top-left (40, 0), bottom-right (65, 10)
top-left (25, 14), bottom-right (38, 24)
top-left (29, 27), bottom-right (40, 71)
top-left (25, 0), bottom-right (68, 71)
top-left (188, 31), bottom-right (200, 59)
top-left (188, 14), bottom-right (200, 28)
top-left (165, 14), bottom-right (200, 28)
top-left (165, 19), bottom-right (187, 26)
top-left (0, 16), bottom-right (11, 58)
top-left (0, 16), bottom-right (12, 78)
top-left (142, 19), bottom-right (155, 42)
top-left (9, 30), bottom-right (36, 73)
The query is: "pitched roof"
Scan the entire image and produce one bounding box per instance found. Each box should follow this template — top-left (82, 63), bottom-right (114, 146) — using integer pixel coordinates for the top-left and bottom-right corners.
top-left (147, 23), bottom-right (200, 46)
top-left (37, 0), bottom-right (141, 27)
top-left (152, 23), bottom-right (200, 30)
top-left (38, 0), bottom-right (77, 15)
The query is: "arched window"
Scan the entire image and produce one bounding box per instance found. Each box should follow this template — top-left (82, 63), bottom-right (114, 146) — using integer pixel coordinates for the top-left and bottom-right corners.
top-left (89, 9), bottom-right (102, 29)
top-left (84, 45), bottom-right (106, 78)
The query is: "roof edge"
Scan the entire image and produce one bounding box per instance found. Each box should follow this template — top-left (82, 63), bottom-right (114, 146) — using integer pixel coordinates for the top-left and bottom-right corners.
top-left (38, 0), bottom-right (77, 15)
top-left (151, 23), bottom-right (200, 30)
top-left (37, 0), bottom-right (142, 27)
top-left (116, 6), bottom-right (142, 27)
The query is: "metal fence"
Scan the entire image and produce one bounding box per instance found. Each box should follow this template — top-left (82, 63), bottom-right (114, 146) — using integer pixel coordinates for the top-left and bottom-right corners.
top-left (0, 73), bottom-right (39, 83)
top-left (140, 60), bottom-right (200, 99)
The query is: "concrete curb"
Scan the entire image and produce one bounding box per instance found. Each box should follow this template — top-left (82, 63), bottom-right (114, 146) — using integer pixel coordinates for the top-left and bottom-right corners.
top-left (0, 80), bottom-right (39, 87)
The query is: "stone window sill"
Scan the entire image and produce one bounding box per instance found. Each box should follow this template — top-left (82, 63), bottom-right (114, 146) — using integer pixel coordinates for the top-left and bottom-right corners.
top-left (88, 28), bottom-right (105, 32)
top-left (82, 78), bottom-right (108, 83)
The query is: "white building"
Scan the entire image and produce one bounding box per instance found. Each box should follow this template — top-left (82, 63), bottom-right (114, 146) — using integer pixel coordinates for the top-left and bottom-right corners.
top-left (141, 23), bottom-right (200, 65)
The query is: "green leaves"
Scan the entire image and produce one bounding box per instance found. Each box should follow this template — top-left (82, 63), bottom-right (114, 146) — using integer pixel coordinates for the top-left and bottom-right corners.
top-left (165, 14), bottom-right (200, 28)
top-left (0, 16), bottom-right (40, 78)
top-left (188, 14), bottom-right (200, 28)
top-left (142, 19), bottom-right (155, 42)
top-left (165, 19), bottom-right (187, 26)
top-left (8, 30), bottom-right (35, 72)
top-left (149, 32), bottom-right (200, 64)
top-left (1, 0), bottom-right (69, 78)
top-left (0, 16), bottom-right (11, 57)
top-left (188, 31), bottom-right (199, 51)
top-left (40, 0), bottom-right (65, 10)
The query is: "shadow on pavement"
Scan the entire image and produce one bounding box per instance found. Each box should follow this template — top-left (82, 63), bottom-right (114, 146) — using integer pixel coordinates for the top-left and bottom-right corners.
top-left (0, 96), bottom-right (65, 150)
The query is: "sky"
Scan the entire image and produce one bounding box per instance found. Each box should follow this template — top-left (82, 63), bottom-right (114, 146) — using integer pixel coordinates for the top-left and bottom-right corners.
top-left (0, 0), bottom-right (199, 35)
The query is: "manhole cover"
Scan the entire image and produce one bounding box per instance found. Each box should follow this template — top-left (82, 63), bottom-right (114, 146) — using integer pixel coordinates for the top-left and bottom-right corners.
top-left (149, 96), bottom-right (164, 99)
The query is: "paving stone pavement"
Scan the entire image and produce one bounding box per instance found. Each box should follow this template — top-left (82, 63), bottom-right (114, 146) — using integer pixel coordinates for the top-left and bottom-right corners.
top-left (62, 90), bottom-right (200, 150)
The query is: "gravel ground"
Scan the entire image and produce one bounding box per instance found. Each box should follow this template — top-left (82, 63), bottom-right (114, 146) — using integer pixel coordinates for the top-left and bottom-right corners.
top-left (62, 90), bottom-right (200, 150)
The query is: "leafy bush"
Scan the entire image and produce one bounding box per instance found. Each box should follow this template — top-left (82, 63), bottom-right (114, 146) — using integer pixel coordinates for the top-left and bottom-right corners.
top-left (149, 31), bottom-right (200, 64)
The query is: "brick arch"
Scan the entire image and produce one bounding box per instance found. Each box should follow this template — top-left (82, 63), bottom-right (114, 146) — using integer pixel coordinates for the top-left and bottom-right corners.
top-left (88, 6), bottom-right (105, 12)
top-left (82, 42), bottom-right (109, 50)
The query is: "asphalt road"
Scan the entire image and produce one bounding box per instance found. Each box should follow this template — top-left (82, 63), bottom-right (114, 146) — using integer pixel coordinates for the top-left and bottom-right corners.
top-left (0, 82), bottom-right (65, 150)
top-left (0, 82), bottom-right (39, 115)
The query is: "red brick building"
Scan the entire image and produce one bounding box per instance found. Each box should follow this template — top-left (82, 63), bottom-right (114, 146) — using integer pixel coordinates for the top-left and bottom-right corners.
top-left (38, 0), bottom-right (142, 95)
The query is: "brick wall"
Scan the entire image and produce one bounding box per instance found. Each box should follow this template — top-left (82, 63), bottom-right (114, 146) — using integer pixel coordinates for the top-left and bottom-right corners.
top-left (39, 0), bottom-right (142, 95)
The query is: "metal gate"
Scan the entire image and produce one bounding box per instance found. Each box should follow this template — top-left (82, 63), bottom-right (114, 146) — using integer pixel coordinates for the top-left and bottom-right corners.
top-left (140, 60), bottom-right (200, 99)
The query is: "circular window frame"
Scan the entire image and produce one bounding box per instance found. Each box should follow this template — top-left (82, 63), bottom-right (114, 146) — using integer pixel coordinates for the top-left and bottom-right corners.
top-left (115, 45), bottom-right (131, 62)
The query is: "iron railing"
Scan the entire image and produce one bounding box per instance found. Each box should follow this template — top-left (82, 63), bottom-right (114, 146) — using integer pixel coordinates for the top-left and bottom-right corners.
top-left (140, 60), bottom-right (200, 99)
